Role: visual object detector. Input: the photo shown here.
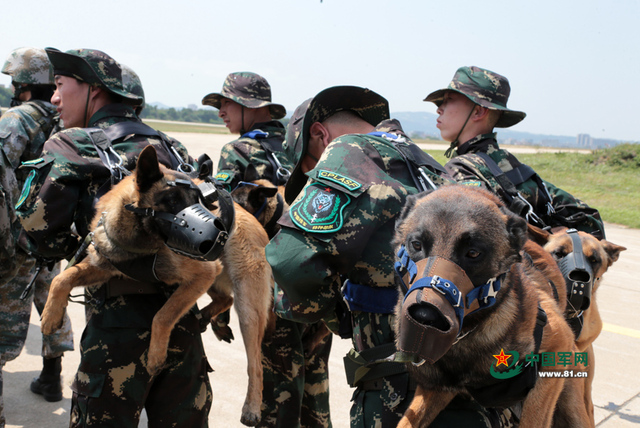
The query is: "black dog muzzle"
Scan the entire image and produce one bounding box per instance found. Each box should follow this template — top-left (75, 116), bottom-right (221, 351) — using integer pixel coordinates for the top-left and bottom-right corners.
top-left (557, 229), bottom-right (594, 314)
top-left (125, 178), bottom-right (235, 262)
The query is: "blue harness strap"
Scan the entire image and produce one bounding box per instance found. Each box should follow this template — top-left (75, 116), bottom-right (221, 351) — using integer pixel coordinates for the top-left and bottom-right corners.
top-left (404, 275), bottom-right (465, 330)
top-left (241, 129), bottom-right (269, 139)
top-left (342, 280), bottom-right (399, 314)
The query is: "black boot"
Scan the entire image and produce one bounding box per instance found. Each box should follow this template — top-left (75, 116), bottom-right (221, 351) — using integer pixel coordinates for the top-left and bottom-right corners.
top-left (30, 356), bottom-right (62, 402)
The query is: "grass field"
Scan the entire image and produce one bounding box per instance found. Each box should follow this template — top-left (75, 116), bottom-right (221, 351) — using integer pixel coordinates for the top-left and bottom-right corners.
top-left (420, 142), bottom-right (640, 229)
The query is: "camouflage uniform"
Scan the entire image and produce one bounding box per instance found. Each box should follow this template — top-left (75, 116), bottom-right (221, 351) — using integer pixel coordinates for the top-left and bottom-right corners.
top-left (265, 86), bottom-right (453, 428)
top-left (16, 48), bottom-right (211, 427)
top-left (0, 47), bottom-right (72, 425)
top-left (202, 72), bottom-right (292, 190)
top-left (425, 66), bottom-right (605, 239)
top-left (204, 73), bottom-right (331, 428)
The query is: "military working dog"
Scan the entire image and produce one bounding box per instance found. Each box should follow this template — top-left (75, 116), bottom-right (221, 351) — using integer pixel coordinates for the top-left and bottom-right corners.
top-left (40, 145), bottom-right (272, 426)
top-left (393, 186), bottom-right (592, 428)
top-left (529, 226), bottom-right (626, 422)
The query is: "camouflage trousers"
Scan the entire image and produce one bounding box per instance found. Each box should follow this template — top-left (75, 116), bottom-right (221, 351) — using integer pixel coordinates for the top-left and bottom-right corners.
top-left (0, 252), bottom-right (74, 362)
top-left (0, 252), bottom-right (74, 428)
top-left (259, 317), bottom-right (333, 428)
top-left (70, 291), bottom-right (212, 428)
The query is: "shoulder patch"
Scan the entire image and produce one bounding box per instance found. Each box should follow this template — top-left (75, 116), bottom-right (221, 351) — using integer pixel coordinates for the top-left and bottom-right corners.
top-left (461, 180), bottom-right (484, 187)
top-left (291, 183), bottom-right (351, 233)
top-left (316, 170), bottom-right (361, 191)
top-left (215, 172), bottom-right (232, 183)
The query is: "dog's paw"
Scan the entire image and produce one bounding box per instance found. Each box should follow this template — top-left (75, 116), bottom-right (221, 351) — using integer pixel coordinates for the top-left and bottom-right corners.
top-left (240, 406), bottom-right (260, 427)
top-left (146, 349), bottom-right (167, 376)
top-left (40, 308), bottom-right (64, 335)
top-left (212, 322), bottom-right (235, 343)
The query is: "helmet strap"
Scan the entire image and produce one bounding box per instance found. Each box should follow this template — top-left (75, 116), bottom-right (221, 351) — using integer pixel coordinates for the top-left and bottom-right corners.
top-left (445, 105), bottom-right (475, 158)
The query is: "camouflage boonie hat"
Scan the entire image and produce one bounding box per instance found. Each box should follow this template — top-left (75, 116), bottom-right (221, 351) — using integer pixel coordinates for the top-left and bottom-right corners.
top-left (284, 86), bottom-right (390, 204)
top-left (120, 63), bottom-right (145, 108)
top-left (45, 48), bottom-right (142, 104)
top-left (201, 72), bottom-right (286, 119)
top-left (424, 66), bottom-right (526, 128)
top-left (2, 47), bottom-right (54, 85)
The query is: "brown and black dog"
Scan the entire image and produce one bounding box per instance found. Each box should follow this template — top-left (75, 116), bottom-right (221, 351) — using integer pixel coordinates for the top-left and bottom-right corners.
top-left (40, 145), bottom-right (272, 426)
top-left (529, 226), bottom-right (626, 422)
top-left (393, 185), bottom-right (592, 428)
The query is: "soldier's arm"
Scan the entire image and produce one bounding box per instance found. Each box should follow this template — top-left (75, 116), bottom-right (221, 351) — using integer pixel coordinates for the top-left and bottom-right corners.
top-left (0, 110), bottom-right (31, 168)
top-left (445, 156), bottom-right (496, 190)
top-left (16, 137), bottom-right (83, 260)
top-left (0, 158), bottom-right (19, 283)
top-left (544, 179), bottom-right (606, 239)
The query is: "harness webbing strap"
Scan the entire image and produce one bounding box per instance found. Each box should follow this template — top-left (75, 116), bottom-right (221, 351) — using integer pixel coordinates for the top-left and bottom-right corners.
top-left (241, 129), bottom-right (291, 185)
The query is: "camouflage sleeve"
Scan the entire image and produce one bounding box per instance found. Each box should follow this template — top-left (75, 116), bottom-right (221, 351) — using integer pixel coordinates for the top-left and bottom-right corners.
top-left (445, 155), bottom-right (497, 190)
top-left (266, 138), bottom-right (410, 324)
top-left (215, 139), bottom-right (277, 190)
top-left (544, 180), bottom-right (606, 239)
top-left (0, 152), bottom-right (19, 284)
top-left (16, 135), bottom-right (86, 260)
top-left (0, 109), bottom-right (31, 169)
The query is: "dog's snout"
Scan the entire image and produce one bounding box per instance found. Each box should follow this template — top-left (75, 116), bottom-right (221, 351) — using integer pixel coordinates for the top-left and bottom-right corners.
top-left (408, 303), bottom-right (451, 332)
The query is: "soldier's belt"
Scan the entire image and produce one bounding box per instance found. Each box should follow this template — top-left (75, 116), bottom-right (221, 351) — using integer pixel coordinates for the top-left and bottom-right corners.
top-left (105, 277), bottom-right (161, 299)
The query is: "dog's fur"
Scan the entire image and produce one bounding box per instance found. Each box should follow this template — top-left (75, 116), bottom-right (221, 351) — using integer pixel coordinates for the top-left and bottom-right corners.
top-left (529, 225), bottom-right (626, 422)
top-left (393, 186), bottom-right (592, 428)
top-left (40, 145), bottom-right (272, 426)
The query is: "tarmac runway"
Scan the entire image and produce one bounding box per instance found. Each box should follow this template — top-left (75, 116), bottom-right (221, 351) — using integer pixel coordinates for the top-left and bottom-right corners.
top-left (3, 132), bottom-right (638, 427)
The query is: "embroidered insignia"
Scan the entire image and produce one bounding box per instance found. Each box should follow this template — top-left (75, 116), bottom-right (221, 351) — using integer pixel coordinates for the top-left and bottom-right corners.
top-left (461, 181), bottom-right (483, 187)
top-left (291, 184), bottom-right (351, 233)
top-left (215, 172), bottom-right (231, 182)
top-left (317, 170), bottom-right (361, 191)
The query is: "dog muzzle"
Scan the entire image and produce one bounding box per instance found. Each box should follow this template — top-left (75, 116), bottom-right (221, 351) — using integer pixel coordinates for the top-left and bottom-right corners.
top-left (394, 245), bottom-right (504, 365)
top-left (125, 178), bottom-right (236, 262)
top-left (557, 229), bottom-right (594, 314)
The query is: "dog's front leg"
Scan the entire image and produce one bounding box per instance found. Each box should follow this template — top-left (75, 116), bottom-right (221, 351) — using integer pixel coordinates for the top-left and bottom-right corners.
top-left (41, 262), bottom-right (112, 334)
top-left (147, 277), bottom-right (215, 375)
top-left (397, 385), bottom-right (456, 428)
top-left (520, 377), bottom-right (565, 427)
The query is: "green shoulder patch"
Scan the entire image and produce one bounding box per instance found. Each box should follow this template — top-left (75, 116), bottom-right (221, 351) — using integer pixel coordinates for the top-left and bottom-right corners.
top-left (215, 172), bottom-right (232, 183)
top-left (316, 170), bottom-right (361, 191)
top-left (291, 183), bottom-right (351, 233)
top-left (461, 180), bottom-right (483, 187)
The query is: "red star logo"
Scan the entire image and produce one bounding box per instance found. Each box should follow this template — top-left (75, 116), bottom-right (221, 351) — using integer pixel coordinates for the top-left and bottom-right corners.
top-left (324, 187), bottom-right (331, 192)
top-left (493, 349), bottom-right (511, 367)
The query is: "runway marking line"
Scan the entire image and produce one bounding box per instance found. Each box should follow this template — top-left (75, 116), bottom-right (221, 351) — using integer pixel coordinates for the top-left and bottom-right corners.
top-left (602, 322), bottom-right (640, 339)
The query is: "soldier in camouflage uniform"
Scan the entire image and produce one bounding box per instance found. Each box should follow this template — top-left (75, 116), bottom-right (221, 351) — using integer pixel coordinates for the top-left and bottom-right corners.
top-left (426, 66), bottom-right (605, 239)
top-left (265, 86), bottom-right (456, 427)
top-left (204, 73), bottom-right (334, 428)
top-left (0, 48), bottom-right (74, 428)
top-left (202, 71), bottom-right (292, 190)
top-left (15, 48), bottom-right (211, 428)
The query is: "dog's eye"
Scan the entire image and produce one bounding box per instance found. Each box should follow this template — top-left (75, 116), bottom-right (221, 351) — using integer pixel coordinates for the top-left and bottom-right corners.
top-left (411, 241), bottom-right (422, 252)
top-left (467, 249), bottom-right (480, 259)
top-left (588, 255), bottom-right (600, 266)
top-left (552, 250), bottom-right (567, 260)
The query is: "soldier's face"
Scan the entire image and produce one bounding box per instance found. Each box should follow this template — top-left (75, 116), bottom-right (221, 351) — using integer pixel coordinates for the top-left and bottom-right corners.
top-left (52, 76), bottom-right (90, 128)
top-left (436, 91), bottom-right (476, 142)
top-left (219, 98), bottom-right (248, 134)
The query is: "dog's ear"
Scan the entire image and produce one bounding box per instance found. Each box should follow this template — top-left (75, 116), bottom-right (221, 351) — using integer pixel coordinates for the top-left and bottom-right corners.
top-left (397, 191), bottom-right (432, 227)
top-left (502, 207), bottom-right (528, 253)
top-left (248, 185), bottom-right (278, 211)
top-left (196, 153), bottom-right (213, 179)
top-left (602, 240), bottom-right (626, 266)
top-left (527, 223), bottom-right (551, 247)
top-left (244, 164), bottom-right (261, 182)
top-left (136, 145), bottom-right (163, 193)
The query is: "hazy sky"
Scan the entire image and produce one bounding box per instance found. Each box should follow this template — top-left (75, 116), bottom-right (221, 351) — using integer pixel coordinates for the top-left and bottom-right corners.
top-left (1, 0), bottom-right (637, 141)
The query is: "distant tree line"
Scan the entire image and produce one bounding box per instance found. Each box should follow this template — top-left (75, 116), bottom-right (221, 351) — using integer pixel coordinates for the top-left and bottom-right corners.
top-left (0, 85), bottom-right (13, 107)
top-left (139, 105), bottom-right (224, 124)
